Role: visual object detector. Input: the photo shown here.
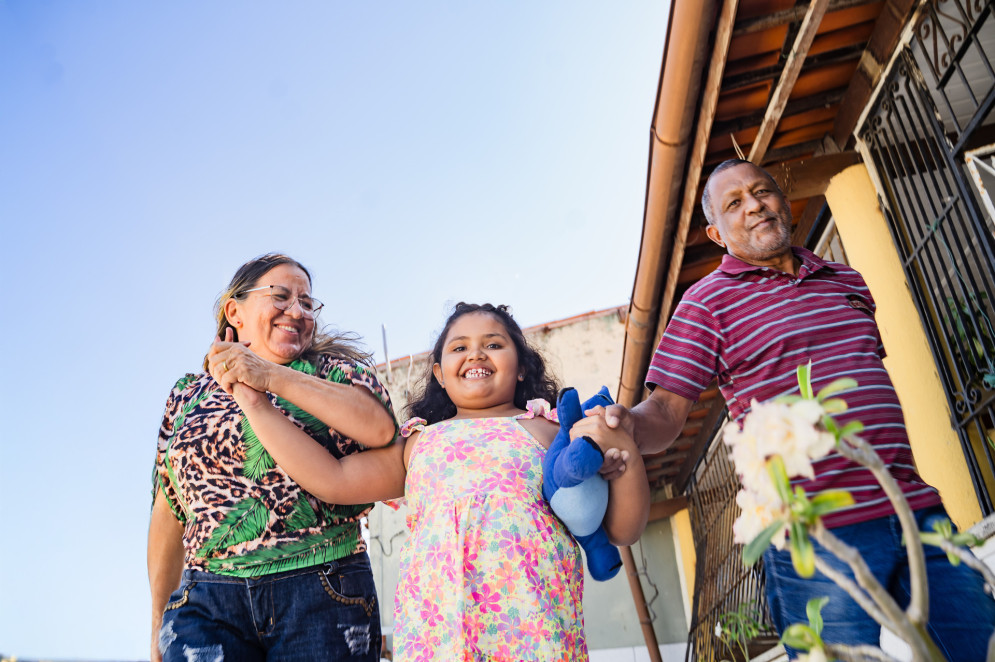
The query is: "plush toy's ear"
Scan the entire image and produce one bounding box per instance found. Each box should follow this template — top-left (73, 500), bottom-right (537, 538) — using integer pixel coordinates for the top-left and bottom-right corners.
top-left (556, 387), bottom-right (583, 429)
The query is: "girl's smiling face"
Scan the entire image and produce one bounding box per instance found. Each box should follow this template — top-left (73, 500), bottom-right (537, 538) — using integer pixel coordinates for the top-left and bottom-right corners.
top-left (433, 312), bottom-right (522, 415)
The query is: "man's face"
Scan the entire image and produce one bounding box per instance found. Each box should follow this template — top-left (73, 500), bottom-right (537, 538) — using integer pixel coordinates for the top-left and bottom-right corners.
top-left (704, 162), bottom-right (793, 267)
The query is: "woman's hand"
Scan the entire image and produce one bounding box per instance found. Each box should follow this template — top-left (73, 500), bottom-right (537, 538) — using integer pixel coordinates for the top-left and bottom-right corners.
top-left (208, 328), bottom-right (277, 395)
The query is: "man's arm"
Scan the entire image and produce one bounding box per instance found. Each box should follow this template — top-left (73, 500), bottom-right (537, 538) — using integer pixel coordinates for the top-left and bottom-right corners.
top-left (603, 386), bottom-right (694, 455)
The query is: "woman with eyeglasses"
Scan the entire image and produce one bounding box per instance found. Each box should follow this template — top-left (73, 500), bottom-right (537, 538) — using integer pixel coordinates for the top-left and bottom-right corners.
top-left (148, 253), bottom-right (400, 662)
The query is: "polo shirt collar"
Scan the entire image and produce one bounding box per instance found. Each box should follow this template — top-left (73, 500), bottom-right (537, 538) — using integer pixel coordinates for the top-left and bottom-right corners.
top-left (717, 246), bottom-right (832, 279)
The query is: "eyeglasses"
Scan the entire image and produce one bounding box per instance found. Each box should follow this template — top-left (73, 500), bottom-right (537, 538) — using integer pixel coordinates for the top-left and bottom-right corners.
top-left (239, 285), bottom-right (324, 318)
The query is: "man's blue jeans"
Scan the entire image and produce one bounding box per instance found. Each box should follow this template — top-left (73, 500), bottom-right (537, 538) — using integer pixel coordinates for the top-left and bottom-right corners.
top-left (159, 552), bottom-right (381, 661)
top-left (763, 505), bottom-right (995, 661)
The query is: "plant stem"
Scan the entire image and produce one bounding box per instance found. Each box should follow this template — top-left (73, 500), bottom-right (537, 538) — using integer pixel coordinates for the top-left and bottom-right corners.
top-left (833, 434), bottom-right (946, 661)
top-left (837, 434), bottom-right (929, 625)
top-left (809, 534), bottom-right (892, 627)
top-left (927, 538), bottom-right (995, 593)
top-left (824, 643), bottom-right (902, 661)
top-left (812, 524), bottom-right (929, 659)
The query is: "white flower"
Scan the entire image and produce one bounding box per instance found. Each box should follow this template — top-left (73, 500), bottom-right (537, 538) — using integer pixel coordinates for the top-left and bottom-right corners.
top-left (714, 622), bottom-right (723, 638)
top-left (726, 395), bottom-right (841, 550)
top-left (732, 487), bottom-right (788, 549)
top-left (726, 398), bottom-right (836, 488)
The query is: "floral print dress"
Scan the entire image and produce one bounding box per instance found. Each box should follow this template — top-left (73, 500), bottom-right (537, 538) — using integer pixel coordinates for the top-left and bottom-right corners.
top-left (393, 400), bottom-right (587, 661)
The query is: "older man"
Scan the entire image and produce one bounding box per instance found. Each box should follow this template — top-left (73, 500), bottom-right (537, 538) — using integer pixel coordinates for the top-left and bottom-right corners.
top-left (577, 159), bottom-right (995, 660)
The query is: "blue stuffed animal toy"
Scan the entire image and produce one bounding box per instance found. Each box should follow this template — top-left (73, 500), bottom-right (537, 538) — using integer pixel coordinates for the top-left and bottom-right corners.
top-left (542, 386), bottom-right (623, 581)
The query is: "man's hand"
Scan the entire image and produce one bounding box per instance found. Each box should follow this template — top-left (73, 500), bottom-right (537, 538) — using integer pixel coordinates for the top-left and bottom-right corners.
top-left (588, 403), bottom-right (635, 435)
top-left (570, 412), bottom-right (638, 482)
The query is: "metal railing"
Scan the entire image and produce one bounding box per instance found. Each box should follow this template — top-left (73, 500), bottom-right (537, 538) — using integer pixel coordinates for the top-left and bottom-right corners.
top-left (861, 0), bottom-right (995, 516)
top-left (683, 414), bottom-right (780, 662)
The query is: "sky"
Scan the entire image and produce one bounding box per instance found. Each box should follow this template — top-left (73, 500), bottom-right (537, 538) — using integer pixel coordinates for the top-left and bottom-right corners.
top-left (0, 2), bottom-right (668, 659)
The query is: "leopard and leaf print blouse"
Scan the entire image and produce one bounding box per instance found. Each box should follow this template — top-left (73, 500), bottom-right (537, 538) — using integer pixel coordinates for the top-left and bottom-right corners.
top-left (153, 355), bottom-right (396, 577)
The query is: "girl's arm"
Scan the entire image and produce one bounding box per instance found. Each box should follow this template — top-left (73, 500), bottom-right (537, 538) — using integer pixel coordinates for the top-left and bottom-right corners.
top-left (569, 415), bottom-right (650, 546)
top-left (148, 492), bottom-right (185, 662)
top-left (231, 382), bottom-right (406, 504)
top-left (208, 335), bottom-right (396, 448)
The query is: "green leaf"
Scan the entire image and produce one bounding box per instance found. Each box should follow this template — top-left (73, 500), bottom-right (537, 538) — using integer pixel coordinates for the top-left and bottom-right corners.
top-left (821, 415), bottom-right (840, 437)
top-left (816, 378), bottom-right (857, 401)
top-left (810, 490), bottom-right (855, 517)
top-left (806, 597), bottom-right (829, 636)
top-left (767, 456), bottom-right (792, 503)
top-left (742, 520), bottom-right (786, 566)
top-left (174, 374), bottom-right (197, 391)
top-left (839, 421), bottom-right (865, 438)
top-left (289, 358), bottom-right (318, 375)
top-left (797, 363), bottom-right (814, 399)
top-left (790, 522), bottom-right (816, 578)
top-left (952, 531), bottom-right (982, 547)
top-left (780, 624), bottom-right (818, 651)
top-left (931, 517), bottom-right (953, 537)
top-left (776, 395), bottom-right (805, 405)
top-left (275, 396), bottom-right (330, 436)
top-left (327, 366), bottom-right (350, 385)
top-left (207, 526), bottom-right (356, 576)
top-left (286, 496), bottom-right (318, 531)
top-left (320, 501), bottom-right (369, 522)
top-left (199, 497), bottom-right (269, 556)
top-left (241, 415), bottom-right (276, 480)
top-left (174, 388), bottom-right (216, 431)
top-left (820, 398), bottom-right (848, 414)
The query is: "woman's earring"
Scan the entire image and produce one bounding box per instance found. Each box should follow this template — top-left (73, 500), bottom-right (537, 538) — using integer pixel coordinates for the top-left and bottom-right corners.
top-left (518, 373), bottom-right (525, 382)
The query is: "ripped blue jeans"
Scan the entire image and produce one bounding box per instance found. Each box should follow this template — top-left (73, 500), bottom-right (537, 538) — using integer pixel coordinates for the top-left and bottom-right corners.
top-left (158, 552), bottom-right (381, 662)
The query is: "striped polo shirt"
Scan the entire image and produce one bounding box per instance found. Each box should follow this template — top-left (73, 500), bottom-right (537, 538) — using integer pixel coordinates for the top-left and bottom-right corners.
top-left (647, 246), bottom-right (941, 528)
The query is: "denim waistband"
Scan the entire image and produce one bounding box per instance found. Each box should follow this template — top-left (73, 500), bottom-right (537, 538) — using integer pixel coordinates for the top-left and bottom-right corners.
top-left (182, 551), bottom-right (370, 584)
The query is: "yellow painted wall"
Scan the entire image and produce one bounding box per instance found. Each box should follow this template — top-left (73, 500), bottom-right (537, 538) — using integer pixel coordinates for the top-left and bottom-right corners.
top-left (673, 508), bottom-right (695, 611)
top-left (824, 164), bottom-right (983, 529)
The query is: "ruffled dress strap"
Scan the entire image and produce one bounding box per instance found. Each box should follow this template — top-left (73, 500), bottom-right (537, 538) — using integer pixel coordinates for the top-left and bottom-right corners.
top-left (400, 417), bottom-right (428, 438)
top-left (381, 417), bottom-right (427, 512)
top-left (516, 398), bottom-right (558, 423)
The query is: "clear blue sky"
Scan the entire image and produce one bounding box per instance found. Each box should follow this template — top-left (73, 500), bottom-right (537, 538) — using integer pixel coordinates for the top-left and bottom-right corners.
top-left (0, 2), bottom-right (667, 658)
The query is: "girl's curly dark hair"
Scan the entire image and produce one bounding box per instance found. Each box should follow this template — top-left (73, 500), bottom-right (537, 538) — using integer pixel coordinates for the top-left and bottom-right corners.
top-left (406, 303), bottom-right (560, 424)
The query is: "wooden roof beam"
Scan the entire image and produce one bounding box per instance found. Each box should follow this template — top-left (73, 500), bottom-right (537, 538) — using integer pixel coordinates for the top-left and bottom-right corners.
top-left (722, 43), bottom-right (864, 92)
top-left (766, 151), bottom-right (862, 199)
top-left (733, 0), bottom-right (877, 36)
top-left (649, 496), bottom-right (689, 522)
top-left (748, 0), bottom-right (833, 164)
top-left (712, 87), bottom-right (847, 135)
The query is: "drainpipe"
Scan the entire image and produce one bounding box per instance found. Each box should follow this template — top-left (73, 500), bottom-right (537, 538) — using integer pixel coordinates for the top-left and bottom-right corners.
top-left (618, 1), bottom-right (718, 660)
top-left (619, 0), bottom-right (718, 411)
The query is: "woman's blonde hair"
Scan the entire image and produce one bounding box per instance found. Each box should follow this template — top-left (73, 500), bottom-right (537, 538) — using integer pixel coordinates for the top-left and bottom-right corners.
top-left (203, 252), bottom-right (372, 370)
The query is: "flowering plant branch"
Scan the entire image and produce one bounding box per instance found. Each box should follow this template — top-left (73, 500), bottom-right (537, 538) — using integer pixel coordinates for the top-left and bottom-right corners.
top-left (724, 363), bottom-right (963, 661)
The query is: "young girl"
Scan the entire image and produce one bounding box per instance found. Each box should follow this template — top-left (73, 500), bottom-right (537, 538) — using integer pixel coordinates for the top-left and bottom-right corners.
top-left (215, 302), bottom-right (649, 660)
